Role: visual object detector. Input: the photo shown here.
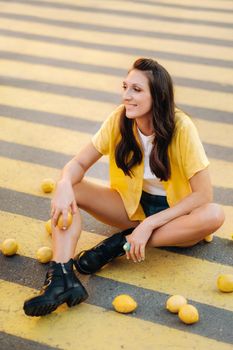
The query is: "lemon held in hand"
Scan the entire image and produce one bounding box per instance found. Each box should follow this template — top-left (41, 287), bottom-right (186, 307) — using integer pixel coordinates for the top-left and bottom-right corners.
top-left (45, 219), bottom-right (52, 235)
top-left (178, 304), bottom-right (199, 325)
top-left (166, 295), bottom-right (187, 314)
top-left (57, 212), bottom-right (73, 230)
top-left (217, 274), bottom-right (233, 292)
top-left (36, 246), bottom-right (53, 263)
top-left (1, 238), bottom-right (18, 256)
top-left (112, 294), bottom-right (137, 314)
top-left (41, 178), bottom-right (56, 193)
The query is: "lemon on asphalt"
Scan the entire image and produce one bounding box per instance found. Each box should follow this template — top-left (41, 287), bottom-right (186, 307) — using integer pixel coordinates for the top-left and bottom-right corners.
top-left (1, 238), bottom-right (18, 256)
top-left (217, 274), bottom-right (233, 292)
top-left (57, 212), bottom-right (73, 230)
top-left (45, 219), bottom-right (52, 235)
top-left (178, 304), bottom-right (199, 324)
top-left (36, 246), bottom-right (53, 263)
top-left (204, 234), bottom-right (213, 242)
top-left (41, 178), bottom-right (56, 193)
top-left (112, 294), bottom-right (137, 314)
top-left (166, 295), bottom-right (187, 313)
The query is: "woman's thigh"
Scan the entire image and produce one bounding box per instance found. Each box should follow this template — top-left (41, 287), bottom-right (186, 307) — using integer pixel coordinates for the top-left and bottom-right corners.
top-left (73, 179), bottom-right (139, 230)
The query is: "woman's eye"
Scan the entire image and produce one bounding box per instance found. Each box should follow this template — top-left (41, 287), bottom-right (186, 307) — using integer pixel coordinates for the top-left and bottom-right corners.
top-left (134, 87), bottom-right (141, 92)
top-left (122, 85), bottom-right (127, 89)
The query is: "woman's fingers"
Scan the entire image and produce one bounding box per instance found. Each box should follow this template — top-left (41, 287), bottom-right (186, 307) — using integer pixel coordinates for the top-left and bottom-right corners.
top-left (125, 240), bottom-right (145, 263)
top-left (139, 245), bottom-right (145, 261)
top-left (134, 245), bottom-right (141, 262)
top-left (71, 200), bottom-right (78, 214)
top-left (52, 208), bottom-right (60, 226)
top-left (129, 243), bottom-right (137, 263)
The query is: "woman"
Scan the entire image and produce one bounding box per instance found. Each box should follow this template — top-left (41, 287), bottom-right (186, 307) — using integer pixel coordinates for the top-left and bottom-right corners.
top-left (24, 58), bottom-right (224, 316)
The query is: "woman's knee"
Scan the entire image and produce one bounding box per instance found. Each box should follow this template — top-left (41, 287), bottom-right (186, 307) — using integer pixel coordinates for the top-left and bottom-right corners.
top-left (205, 203), bottom-right (225, 231)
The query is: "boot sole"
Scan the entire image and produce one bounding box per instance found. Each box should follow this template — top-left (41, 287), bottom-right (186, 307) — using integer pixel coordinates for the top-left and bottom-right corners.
top-left (24, 288), bottom-right (88, 317)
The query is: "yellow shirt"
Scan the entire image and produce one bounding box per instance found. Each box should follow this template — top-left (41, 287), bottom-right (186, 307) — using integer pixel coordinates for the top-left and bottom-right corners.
top-left (92, 105), bottom-right (209, 221)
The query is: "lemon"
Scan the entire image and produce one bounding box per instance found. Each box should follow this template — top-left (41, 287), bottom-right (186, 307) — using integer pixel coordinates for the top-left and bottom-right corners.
top-left (57, 212), bottom-right (73, 230)
top-left (41, 178), bottom-right (56, 193)
top-left (36, 246), bottom-right (53, 263)
top-left (204, 234), bottom-right (213, 243)
top-left (166, 295), bottom-right (187, 313)
top-left (178, 304), bottom-right (199, 324)
top-left (217, 274), bottom-right (233, 293)
top-left (112, 294), bottom-right (137, 314)
top-left (1, 238), bottom-right (18, 256)
top-left (45, 219), bottom-right (52, 235)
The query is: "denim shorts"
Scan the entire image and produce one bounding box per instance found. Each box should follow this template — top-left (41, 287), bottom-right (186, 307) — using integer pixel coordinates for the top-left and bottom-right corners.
top-left (140, 191), bottom-right (169, 217)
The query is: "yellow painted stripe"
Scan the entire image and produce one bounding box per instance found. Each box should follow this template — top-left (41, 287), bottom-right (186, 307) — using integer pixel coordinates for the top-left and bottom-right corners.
top-left (215, 205), bottom-right (233, 239)
top-left (0, 116), bottom-right (92, 155)
top-left (0, 210), bottom-right (105, 258)
top-left (0, 60), bottom-right (232, 115)
top-left (209, 158), bottom-right (233, 189)
top-left (39, 0), bottom-right (233, 13)
top-left (175, 87), bottom-right (233, 114)
top-left (0, 113), bottom-right (232, 155)
top-left (0, 157), bottom-right (107, 199)
top-left (1, 39), bottom-right (232, 86)
top-left (192, 118), bottom-right (233, 148)
top-left (1, 1), bottom-right (233, 42)
top-left (0, 211), bottom-right (232, 311)
top-left (3, 0), bottom-right (233, 24)
top-left (1, 281), bottom-right (232, 350)
top-left (0, 8), bottom-right (232, 63)
top-left (0, 59), bottom-right (122, 94)
top-left (0, 87), bottom-right (115, 123)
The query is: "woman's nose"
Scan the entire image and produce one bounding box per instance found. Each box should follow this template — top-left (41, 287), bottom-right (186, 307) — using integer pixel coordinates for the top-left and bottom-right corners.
top-left (123, 88), bottom-right (132, 100)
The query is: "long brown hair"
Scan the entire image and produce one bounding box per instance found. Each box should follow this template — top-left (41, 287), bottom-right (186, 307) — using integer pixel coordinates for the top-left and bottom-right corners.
top-left (115, 58), bottom-right (175, 181)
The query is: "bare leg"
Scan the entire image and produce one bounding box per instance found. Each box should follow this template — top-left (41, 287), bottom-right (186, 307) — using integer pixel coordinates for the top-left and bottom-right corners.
top-left (51, 179), bottom-right (138, 263)
top-left (147, 203), bottom-right (225, 248)
top-left (52, 209), bottom-right (82, 263)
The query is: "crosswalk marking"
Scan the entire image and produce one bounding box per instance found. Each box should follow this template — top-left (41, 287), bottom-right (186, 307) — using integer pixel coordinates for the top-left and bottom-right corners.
top-left (1, 279), bottom-right (232, 350)
top-left (0, 209), bottom-right (232, 311)
top-left (0, 0), bottom-right (232, 347)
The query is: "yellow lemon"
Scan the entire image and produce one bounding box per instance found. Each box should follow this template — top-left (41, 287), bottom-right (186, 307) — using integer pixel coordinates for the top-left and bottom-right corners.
top-left (57, 212), bottom-right (73, 230)
top-left (166, 295), bottom-right (187, 313)
top-left (36, 246), bottom-right (53, 263)
top-left (1, 238), bottom-right (18, 256)
top-left (45, 219), bottom-right (52, 235)
top-left (217, 274), bottom-right (233, 293)
top-left (204, 234), bottom-right (213, 243)
top-left (178, 304), bottom-right (199, 325)
top-left (41, 178), bottom-right (56, 193)
top-left (112, 294), bottom-right (137, 314)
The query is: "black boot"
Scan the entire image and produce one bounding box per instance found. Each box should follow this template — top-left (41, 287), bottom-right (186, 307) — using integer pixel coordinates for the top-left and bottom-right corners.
top-left (23, 259), bottom-right (88, 317)
top-left (73, 228), bottom-right (134, 274)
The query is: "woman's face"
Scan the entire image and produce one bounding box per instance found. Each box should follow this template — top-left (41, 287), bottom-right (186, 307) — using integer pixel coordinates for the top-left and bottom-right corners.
top-left (122, 69), bottom-right (153, 120)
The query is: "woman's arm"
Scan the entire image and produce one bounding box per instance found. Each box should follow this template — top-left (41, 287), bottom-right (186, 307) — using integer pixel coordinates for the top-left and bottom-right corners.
top-left (126, 167), bottom-right (212, 261)
top-left (51, 142), bottom-right (102, 226)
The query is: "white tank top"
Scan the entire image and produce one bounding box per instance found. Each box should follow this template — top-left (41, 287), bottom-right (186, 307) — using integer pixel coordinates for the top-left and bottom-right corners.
top-left (137, 127), bottom-right (166, 196)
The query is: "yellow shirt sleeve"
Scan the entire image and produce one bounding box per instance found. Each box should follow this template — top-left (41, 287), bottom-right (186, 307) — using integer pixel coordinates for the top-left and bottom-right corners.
top-left (91, 105), bottom-right (123, 155)
top-left (178, 117), bottom-right (210, 180)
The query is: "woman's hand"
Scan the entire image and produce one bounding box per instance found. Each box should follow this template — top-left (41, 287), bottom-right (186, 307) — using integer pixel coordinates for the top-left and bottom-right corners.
top-left (50, 179), bottom-right (77, 229)
top-left (125, 220), bottom-right (154, 263)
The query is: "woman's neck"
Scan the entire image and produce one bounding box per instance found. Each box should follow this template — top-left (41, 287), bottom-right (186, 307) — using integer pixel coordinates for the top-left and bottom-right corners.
top-left (135, 117), bottom-right (154, 136)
